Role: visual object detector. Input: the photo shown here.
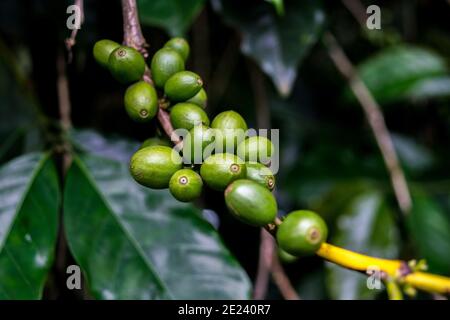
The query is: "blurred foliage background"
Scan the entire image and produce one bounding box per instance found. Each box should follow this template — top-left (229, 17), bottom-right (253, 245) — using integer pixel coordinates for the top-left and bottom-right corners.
top-left (0, 0), bottom-right (449, 300)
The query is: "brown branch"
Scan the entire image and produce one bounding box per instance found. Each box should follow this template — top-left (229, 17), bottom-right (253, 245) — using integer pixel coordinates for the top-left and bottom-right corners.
top-left (271, 253), bottom-right (301, 300)
top-left (253, 229), bottom-right (275, 299)
top-left (65, 0), bottom-right (84, 63)
top-left (341, 0), bottom-right (367, 26)
top-left (121, 0), bottom-right (148, 58)
top-left (323, 32), bottom-right (412, 215)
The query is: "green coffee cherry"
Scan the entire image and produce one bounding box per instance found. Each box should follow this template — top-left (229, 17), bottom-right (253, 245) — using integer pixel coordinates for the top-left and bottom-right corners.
top-left (164, 38), bottom-right (190, 61)
top-left (186, 88), bottom-right (207, 109)
top-left (182, 124), bottom-right (215, 164)
top-left (124, 81), bottom-right (158, 122)
top-left (140, 137), bottom-right (172, 149)
top-left (200, 153), bottom-right (246, 191)
top-left (170, 102), bottom-right (210, 131)
top-left (277, 247), bottom-right (299, 264)
top-left (237, 136), bottom-right (274, 164)
top-left (130, 146), bottom-right (182, 189)
top-left (151, 48), bottom-right (185, 88)
top-left (108, 46), bottom-right (146, 83)
top-left (276, 210), bottom-right (328, 256)
top-left (246, 162), bottom-right (275, 190)
top-left (224, 179), bottom-right (277, 227)
top-left (169, 169), bottom-right (203, 202)
top-left (211, 110), bottom-right (248, 153)
top-left (93, 39), bottom-right (120, 68)
top-left (164, 71), bottom-right (203, 102)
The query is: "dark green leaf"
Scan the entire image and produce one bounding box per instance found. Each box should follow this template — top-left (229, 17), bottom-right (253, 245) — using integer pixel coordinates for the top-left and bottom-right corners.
top-left (0, 153), bottom-right (60, 299)
top-left (138, 0), bottom-right (205, 36)
top-left (350, 45), bottom-right (448, 104)
top-left (64, 154), bottom-right (251, 299)
top-left (392, 133), bottom-right (434, 173)
top-left (407, 193), bottom-right (450, 275)
top-left (325, 187), bottom-right (400, 299)
top-left (213, 0), bottom-right (325, 96)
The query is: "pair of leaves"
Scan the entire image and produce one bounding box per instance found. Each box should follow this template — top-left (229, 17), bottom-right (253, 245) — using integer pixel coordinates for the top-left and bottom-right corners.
top-left (213, 0), bottom-right (325, 97)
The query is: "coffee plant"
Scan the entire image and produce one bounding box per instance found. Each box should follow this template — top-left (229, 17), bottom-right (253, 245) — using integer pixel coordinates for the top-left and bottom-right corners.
top-left (0, 0), bottom-right (449, 300)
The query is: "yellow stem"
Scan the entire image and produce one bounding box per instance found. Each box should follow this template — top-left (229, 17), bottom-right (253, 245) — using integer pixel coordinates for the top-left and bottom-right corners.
top-left (316, 243), bottom-right (450, 295)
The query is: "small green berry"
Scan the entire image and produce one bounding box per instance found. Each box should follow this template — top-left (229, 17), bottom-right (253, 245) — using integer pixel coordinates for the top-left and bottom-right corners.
top-left (130, 146), bottom-right (182, 189)
top-left (124, 81), bottom-right (158, 122)
top-left (169, 169), bottom-right (203, 202)
top-left (140, 137), bottom-right (172, 149)
top-left (164, 71), bottom-right (203, 102)
top-left (170, 103), bottom-right (210, 131)
top-left (245, 162), bottom-right (275, 190)
top-left (237, 136), bottom-right (274, 164)
top-left (164, 37), bottom-right (190, 61)
top-left (151, 48), bottom-right (185, 88)
top-left (211, 110), bottom-right (248, 153)
top-left (276, 210), bottom-right (328, 256)
top-left (277, 247), bottom-right (299, 264)
top-left (182, 124), bottom-right (216, 164)
top-left (186, 88), bottom-right (207, 109)
top-left (93, 39), bottom-right (120, 68)
top-left (200, 153), bottom-right (246, 191)
top-left (108, 46), bottom-right (146, 83)
top-left (225, 179), bottom-right (277, 227)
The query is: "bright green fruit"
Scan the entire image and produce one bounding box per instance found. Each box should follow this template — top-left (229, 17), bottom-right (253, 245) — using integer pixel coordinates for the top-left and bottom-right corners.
top-left (186, 88), bottom-right (207, 109)
top-left (211, 110), bottom-right (248, 152)
top-left (93, 39), bottom-right (120, 68)
top-left (124, 81), bottom-right (158, 122)
top-left (278, 247), bottom-right (299, 264)
top-left (182, 124), bottom-right (215, 164)
top-left (130, 146), bottom-right (182, 189)
top-left (151, 48), bottom-right (185, 88)
top-left (164, 71), bottom-right (203, 102)
top-left (224, 179), bottom-right (277, 227)
top-left (246, 162), bottom-right (275, 190)
top-left (169, 169), bottom-right (203, 202)
top-left (164, 37), bottom-right (190, 61)
top-left (200, 153), bottom-right (246, 191)
top-left (170, 103), bottom-right (210, 130)
top-left (276, 210), bottom-right (328, 256)
top-left (108, 46), bottom-right (145, 83)
top-left (237, 136), bottom-right (274, 164)
top-left (140, 137), bottom-right (172, 149)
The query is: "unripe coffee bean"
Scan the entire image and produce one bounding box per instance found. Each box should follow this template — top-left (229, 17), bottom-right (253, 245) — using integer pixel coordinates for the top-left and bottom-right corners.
top-left (182, 124), bottom-right (215, 164)
top-left (164, 71), bottom-right (203, 102)
top-left (93, 39), bottom-right (120, 68)
top-left (186, 88), bottom-right (207, 109)
top-left (108, 46), bottom-right (146, 83)
top-left (169, 169), bottom-right (203, 202)
top-left (130, 146), bottom-right (182, 189)
top-left (140, 137), bottom-right (172, 149)
top-left (276, 210), bottom-right (328, 256)
top-left (151, 48), bottom-right (185, 88)
top-left (211, 110), bottom-right (248, 153)
top-left (170, 102), bottom-right (210, 130)
top-left (224, 179), bottom-right (277, 227)
top-left (200, 153), bottom-right (246, 191)
top-left (237, 136), bottom-right (273, 164)
top-left (245, 162), bottom-right (275, 190)
top-left (124, 81), bottom-right (158, 122)
top-left (164, 37), bottom-right (190, 61)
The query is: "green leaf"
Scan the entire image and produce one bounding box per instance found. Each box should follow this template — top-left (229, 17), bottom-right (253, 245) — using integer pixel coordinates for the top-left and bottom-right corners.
top-left (351, 45), bottom-right (449, 104)
top-left (138, 0), bottom-right (205, 36)
top-left (392, 133), bottom-right (434, 173)
top-left (325, 187), bottom-right (400, 300)
top-left (407, 193), bottom-right (450, 275)
top-left (213, 0), bottom-right (325, 96)
top-left (64, 154), bottom-right (251, 299)
top-left (0, 153), bottom-right (60, 299)
top-left (406, 76), bottom-right (450, 101)
top-left (265, 0), bottom-right (284, 16)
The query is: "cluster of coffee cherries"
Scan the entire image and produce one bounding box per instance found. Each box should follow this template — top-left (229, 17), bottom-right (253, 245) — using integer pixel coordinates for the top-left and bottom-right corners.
top-left (93, 37), bottom-right (329, 258)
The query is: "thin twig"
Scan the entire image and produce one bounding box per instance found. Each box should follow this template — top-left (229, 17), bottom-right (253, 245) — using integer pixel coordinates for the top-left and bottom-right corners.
top-left (271, 253), bottom-right (300, 300)
top-left (253, 229), bottom-right (275, 299)
top-left (65, 0), bottom-right (84, 63)
top-left (323, 32), bottom-right (412, 214)
top-left (341, 0), bottom-right (367, 26)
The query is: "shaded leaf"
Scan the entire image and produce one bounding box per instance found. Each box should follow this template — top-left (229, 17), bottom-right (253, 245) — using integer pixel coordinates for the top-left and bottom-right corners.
top-left (325, 187), bottom-right (400, 299)
top-left (0, 153), bottom-right (60, 299)
top-left (407, 193), bottom-right (450, 275)
top-left (350, 45), bottom-right (448, 104)
top-left (138, 0), bottom-right (205, 36)
top-left (64, 154), bottom-right (251, 299)
top-left (213, 0), bottom-right (325, 96)
top-left (392, 133), bottom-right (434, 173)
